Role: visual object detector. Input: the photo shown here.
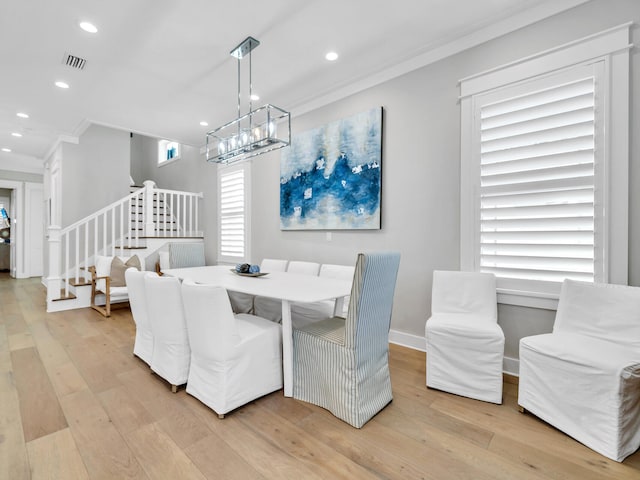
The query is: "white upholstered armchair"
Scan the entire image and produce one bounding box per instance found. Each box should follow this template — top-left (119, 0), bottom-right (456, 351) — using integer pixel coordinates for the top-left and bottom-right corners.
top-left (425, 270), bottom-right (504, 404)
top-left (519, 279), bottom-right (640, 462)
top-left (89, 254), bottom-right (140, 317)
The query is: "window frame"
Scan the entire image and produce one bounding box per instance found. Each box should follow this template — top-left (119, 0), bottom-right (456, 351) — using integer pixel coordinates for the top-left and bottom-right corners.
top-left (217, 162), bottom-right (251, 264)
top-left (157, 140), bottom-right (180, 167)
top-left (460, 23), bottom-right (630, 309)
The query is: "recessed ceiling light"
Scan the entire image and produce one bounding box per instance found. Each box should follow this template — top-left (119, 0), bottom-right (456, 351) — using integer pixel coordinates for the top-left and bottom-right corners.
top-left (200, 121), bottom-right (209, 127)
top-left (250, 94), bottom-right (260, 101)
top-left (11, 132), bottom-right (22, 138)
top-left (325, 51), bottom-right (339, 61)
top-left (1, 148), bottom-right (11, 153)
top-left (79, 21), bottom-right (98, 33)
top-left (55, 81), bottom-right (70, 89)
top-left (16, 112), bottom-right (29, 119)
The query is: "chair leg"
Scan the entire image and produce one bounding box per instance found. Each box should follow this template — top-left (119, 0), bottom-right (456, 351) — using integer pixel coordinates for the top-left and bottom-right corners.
top-left (518, 405), bottom-right (526, 414)
top-left (171, 384), bottom-right (178, 393)
top-left (218, 413), bottom-right (225, 419)
top-left (104, 286), bottom-right (111, 317)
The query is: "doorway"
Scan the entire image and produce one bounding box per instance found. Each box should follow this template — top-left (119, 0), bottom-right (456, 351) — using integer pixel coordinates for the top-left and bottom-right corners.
top-left (0, 188), bottom-right (11, 273)
top-left (0, 180), bottom-right (44, 278)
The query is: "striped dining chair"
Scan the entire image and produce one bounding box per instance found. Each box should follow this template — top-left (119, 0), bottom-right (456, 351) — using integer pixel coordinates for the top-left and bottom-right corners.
top-left (292, 252), bottom-right (401, 428)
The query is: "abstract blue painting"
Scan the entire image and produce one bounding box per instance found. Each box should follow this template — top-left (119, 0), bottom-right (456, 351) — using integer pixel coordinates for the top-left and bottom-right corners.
top-left (280, 107), bottom-right (382, 230)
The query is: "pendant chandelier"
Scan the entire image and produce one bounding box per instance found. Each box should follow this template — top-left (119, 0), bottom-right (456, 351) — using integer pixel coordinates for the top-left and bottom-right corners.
top-left (206, 36), bottom-right (290, 164)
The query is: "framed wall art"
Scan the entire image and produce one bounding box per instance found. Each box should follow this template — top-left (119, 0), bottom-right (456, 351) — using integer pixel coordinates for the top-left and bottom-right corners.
top-left (280, 107), bottom-right (382, 230)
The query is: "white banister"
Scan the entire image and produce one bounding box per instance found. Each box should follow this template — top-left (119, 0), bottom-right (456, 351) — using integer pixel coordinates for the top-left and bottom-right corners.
top-left (46, 226), bottom-right (62, 302)
top-left (144, 180), bottom-right (156, 236)
top-left (47, 182), bottom-right (203, 307)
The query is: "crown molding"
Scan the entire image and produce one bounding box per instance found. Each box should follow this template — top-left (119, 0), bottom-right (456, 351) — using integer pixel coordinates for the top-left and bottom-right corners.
top-left (290, 0), bottom-right (591, 117)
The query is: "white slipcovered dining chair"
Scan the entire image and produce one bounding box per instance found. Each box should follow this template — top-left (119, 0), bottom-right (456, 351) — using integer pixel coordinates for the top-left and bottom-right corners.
top-left (425, 270), bottom-right (504, 404)
top-left (125, 268), bottom-right (153, 365)
top-left (181, 279), bottom-right (283, 418)
top-left (261, 258), bottom-right (289, 272)
top-left (519, 279), bottom-right (640, 462)
top-left (290, 263), bottom-right (355, 328)
top-left (145, 273), bottom-right (190, 392)
top-left (254, 260), bottom-right (320, 322)
top-left (228, 258), bottom-right (289, 314)
top-left (293, 252), bottom-right (400, 428)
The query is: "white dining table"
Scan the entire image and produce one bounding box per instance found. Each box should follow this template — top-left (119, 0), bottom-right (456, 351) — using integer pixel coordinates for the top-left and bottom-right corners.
top-left (163, 265), bottom-right (352, 397)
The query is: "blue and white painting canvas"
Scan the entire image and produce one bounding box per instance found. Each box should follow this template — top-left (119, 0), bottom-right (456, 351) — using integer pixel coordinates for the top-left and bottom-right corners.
top-left (280, 107), bottom-right (382, 230)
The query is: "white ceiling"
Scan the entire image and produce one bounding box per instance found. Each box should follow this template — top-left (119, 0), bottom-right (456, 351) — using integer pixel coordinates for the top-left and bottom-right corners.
top-left (0, 0), bottom-right (589, 166)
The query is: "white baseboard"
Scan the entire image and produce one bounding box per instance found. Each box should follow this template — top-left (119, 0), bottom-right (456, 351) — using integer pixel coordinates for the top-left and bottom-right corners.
top-left (388, 328), bottom-right (520, 377)
top-left (503, 356), bottom-right (520, 377)
top-left (388, 329), bottom-right (426, 352)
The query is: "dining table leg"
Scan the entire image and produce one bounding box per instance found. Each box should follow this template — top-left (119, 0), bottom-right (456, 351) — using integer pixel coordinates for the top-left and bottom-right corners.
top-left (281, 299), bottom-right (293, 397)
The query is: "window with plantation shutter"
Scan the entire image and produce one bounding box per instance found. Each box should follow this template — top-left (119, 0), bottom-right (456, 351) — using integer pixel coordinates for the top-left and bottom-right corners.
top-left (479, 73), bottom-right (599, 285)
top-left (460, 24), bottom-right (630, 308)
top-left (218, 164), bottom-right (251, 262)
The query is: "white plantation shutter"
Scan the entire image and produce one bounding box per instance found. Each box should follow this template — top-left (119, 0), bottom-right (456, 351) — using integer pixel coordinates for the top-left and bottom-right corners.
top-left (478, 75), bottom-right (599, 284)
top-left (218, 165), bottom-right (250, 260)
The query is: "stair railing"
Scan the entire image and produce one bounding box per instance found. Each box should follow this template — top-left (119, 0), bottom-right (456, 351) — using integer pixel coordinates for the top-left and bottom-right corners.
top-left (46, 181), bottom-right (203, 301)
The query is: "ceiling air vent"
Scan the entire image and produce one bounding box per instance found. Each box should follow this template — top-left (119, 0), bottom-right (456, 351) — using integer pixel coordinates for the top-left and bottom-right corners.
top-left (62, 53), bottom-right (87, 70)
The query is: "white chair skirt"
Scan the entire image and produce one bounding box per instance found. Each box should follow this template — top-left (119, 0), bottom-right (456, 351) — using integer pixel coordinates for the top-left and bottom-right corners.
top-left (186, 314), bottom-right (283, 415)
top-left (426, 313), bottom-right (504, 404)
top-left (519, 332), bottom-right (640, 462)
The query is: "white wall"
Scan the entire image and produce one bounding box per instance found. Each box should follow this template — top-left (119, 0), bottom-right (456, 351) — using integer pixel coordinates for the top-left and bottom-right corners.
top-left (24, 183), bottom-right (43, 276)
top-left (60, 125), bottom-right (131, 226)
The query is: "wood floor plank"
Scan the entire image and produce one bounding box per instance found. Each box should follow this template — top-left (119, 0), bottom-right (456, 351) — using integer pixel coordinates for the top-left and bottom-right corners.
top-left (375, 404), bottom-right (548, 480)
top-left (184, 433), bottom-right (266, 480)
top-left (3, 311), bottom-right (29, 336)
top-left (430, 395), bottom-right (636, 478)
top-left (59, 388), bottom-right (147, 479)
top-left (154, 401), bottom-right (214, 450)
top-left (488, 430), bottom-right (632, 480)
top-left (11, 347), bottom-right (68, 442)
top-left (297, 408), bottom-right (441, 479)
top-left (388, 391), bottom-right (494, 448)
top-left (235, 402), bottom-right (378, 479)
top-left (97, 385), bottom-right (155, 435)
top-left (123, 422), bottom-right (206, 480)
top-left (195, 414), bottom-right (327, 480)
top-left (26, 428), bottom-right (89, 480)
top-left (0, 324), bottom-right (11, 372)
top-left (116, 369), bottom-right (192, 421)
top-left (47, 360), bottom-right (90, 398)
top-left (64, 335), bottom-right (138, 393)
top-left (0, 368), bottom-right (30, 480)
top-left (8, 331), bottom-right (35, 351)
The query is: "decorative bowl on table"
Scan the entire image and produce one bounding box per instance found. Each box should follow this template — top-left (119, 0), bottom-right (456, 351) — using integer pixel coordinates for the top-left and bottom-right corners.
top-left (231, 263), bottom-right (268, 277)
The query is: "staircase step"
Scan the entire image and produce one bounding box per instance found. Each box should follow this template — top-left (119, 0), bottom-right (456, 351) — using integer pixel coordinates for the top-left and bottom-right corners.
top-left (138, 235), bottom-right (204, 239)
top-left (130, 219), bottom-right (176, 223)
top-left (68, 278), bottom-right (91, 287)
top-left (115, 245), bottom-right (148, 250)
top-left (52, 290), bottom-right (77, 301)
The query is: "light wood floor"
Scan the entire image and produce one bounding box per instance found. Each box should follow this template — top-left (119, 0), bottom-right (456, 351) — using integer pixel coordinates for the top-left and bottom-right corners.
top-left (1, 274), bottom-right (639, 479)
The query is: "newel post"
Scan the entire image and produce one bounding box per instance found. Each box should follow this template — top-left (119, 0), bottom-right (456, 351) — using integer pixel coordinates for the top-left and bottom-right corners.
top-left (46, 225), bottom-right (62, 304)
top-left (143, 180), bottom-right (156, 236)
